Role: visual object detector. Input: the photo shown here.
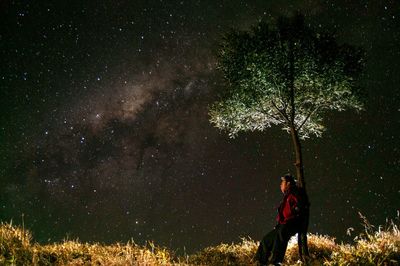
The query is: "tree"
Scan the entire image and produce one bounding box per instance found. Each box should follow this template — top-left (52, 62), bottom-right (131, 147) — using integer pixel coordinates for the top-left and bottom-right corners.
top-left (209, 14), bottom-right (364, 260)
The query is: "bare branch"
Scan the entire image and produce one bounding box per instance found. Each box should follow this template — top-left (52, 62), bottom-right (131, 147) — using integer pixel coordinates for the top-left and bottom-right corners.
top-left (296, 105), bottom-right (320, 131)
top-left (272, 79), bottom-right (288, 113)
top-left (254, 102), bottom-right (283, 122)
top-left (271, 100), bottom-right (290, 123)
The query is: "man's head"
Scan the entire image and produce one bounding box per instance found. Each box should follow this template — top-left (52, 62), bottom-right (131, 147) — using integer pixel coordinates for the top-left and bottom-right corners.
top-left (280, 174), bottom-right (296, 193)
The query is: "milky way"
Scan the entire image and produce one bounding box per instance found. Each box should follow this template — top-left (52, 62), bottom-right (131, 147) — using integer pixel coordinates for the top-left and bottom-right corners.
top-left (1, 0), bottom-right (399, 253)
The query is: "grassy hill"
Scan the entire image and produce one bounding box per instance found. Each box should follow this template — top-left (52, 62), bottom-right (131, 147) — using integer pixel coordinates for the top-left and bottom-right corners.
top-left (1, 217), bottom-right (399, 265)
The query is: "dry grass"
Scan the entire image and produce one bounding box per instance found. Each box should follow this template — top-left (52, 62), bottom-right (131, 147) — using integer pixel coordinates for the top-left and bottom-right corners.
top-left (0, 222), bottom-right (173, 265)
top-left (323, 214), bottom-right (400, 266)
top-left (284, 233), bottom-right (340, 265)
top-left (188, 237), bottom-right (259, 265)
top-left (1, 215), bottom-right (399, 265)
top-left (32, 241), bottom-right (173, 265)
top-left (0, 222), bottom-right (33, 265)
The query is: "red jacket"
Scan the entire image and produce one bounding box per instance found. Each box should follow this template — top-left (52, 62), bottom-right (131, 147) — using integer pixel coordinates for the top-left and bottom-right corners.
top-left (276, 190), bottom-right (300, 224)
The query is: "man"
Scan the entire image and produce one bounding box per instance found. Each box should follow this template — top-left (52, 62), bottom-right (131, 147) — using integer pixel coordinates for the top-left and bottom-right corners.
top-left (254, 174), bottom-right (302, 265)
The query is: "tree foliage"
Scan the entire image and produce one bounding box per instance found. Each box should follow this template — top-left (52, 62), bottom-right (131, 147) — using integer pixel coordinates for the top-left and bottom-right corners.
top-left (209, 15), bottom-right (364, 139)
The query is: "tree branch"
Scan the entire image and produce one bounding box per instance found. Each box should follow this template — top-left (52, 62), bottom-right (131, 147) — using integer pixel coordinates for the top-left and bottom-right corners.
top-left (254, 101), bottom-right (283, 123)
top-left (271, 79), bottom-right (288, 113)
top-left (288, 40), bottom-right (295, 124)
top-left (296, 105), bottom-right (320, 131)
top-left (271, 100), bottom-right (290, 123)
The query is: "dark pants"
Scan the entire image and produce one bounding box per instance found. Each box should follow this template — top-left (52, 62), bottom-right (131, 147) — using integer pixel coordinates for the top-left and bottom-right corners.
top-left (255, 222), bottom-right (298, 265)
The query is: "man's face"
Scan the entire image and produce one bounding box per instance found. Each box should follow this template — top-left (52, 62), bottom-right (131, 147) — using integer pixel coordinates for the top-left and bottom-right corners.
top-left (280, 180), bottom-right (290, 193)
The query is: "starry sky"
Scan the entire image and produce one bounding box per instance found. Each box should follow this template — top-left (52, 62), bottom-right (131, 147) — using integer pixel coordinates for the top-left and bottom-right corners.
top-left (1, 0), bottom-right (399, 254)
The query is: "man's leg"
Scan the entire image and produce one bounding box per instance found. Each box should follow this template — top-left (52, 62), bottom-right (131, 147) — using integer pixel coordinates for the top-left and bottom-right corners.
top-left (255, 229), bottom-right (278, 265)
top-left (270, 223), bottom-right (297, 264)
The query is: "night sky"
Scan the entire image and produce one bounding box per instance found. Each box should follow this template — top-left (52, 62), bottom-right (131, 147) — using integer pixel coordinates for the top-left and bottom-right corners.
top-left (1, 0), bottom-right (399, 254)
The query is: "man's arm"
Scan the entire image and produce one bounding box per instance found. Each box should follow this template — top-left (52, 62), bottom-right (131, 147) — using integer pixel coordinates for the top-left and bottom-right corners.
top-left (282, 194), bottom-right (299, 223)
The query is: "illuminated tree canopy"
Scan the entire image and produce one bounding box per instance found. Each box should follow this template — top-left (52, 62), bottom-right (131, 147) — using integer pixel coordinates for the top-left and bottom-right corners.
top-left (210, 15), bottom-right (364, 140)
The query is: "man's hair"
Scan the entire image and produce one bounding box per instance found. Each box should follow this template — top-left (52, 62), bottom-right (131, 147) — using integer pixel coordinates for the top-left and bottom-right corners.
top-left (281, 174), bottom-right (297, 186)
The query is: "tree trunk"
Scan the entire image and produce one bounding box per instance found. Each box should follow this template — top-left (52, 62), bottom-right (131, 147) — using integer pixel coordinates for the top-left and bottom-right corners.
top-left (290, 127), bottom-right (305, 188)
top-left (290, 126), bottom-right (310, 261)
top-left (287, 38), bottom-right (310, 261)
